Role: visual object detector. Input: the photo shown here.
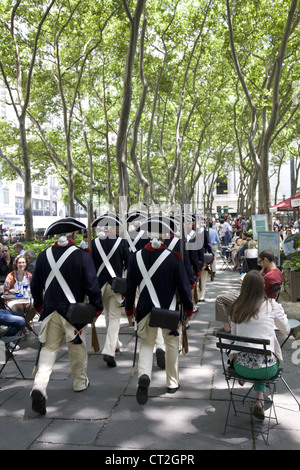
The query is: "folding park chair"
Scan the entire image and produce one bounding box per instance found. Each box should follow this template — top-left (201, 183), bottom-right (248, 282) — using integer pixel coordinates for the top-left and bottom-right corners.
top-left (219, 246), bottom-right (233, 271)
top-left (0, 294), bottom-right (38, 337)
top-left (269, 282), bottom-right (282, 301)
top-left (0, 333), bottom-right (25, 379)
top-left (216, 332), bottom-right (284, 445)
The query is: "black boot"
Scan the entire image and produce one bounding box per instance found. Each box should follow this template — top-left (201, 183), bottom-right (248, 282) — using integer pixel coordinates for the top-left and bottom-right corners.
top-left (31, 390), bottom-right (47, 415)
top-left (136, 374), bottom-right (150, 405)
top-left (156, 348), bottom-right (165, 369)
top-left (103, 354), bottom-right (117, 367)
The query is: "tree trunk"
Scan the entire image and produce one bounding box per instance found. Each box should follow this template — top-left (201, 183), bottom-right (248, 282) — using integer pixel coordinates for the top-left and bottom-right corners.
top-left (116, 0), bottom-right (147, 209)
top-left (19, 117), bottom-right (34, 240)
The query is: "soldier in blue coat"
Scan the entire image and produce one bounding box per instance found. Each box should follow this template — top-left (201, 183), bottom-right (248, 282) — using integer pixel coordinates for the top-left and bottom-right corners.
top-left (125, 218), bottom-right (193, 405)
top-left (30, 218), bottom-right (103, 415)
top-left (91, 213), bottom-right (131, 368)
top-left (125, 210), bottom-right (149, 254)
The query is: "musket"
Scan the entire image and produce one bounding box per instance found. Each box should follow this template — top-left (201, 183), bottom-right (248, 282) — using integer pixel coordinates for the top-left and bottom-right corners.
top-left (91, 322), bottom-right (100, 353)
top-left (132, 317), bottom-right (138, 376)
top-left (32, 342), bottom-right (42, 376)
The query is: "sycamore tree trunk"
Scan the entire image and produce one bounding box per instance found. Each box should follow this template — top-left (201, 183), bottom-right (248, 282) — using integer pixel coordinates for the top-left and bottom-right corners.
top-left (116, 0), bottom-right (147, 210)
top-left (19, 118), bottom-right (34, 240)
top-left (227, 0), bottom-right (300, 228)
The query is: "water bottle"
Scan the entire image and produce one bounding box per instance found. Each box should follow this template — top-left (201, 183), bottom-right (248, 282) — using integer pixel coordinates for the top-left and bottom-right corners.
top-left (22, 277), bottom-right (30, 298)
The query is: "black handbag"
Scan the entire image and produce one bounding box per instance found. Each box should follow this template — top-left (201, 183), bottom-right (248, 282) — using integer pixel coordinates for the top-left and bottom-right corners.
top-left (149, 307), bottom-right (180, 331)
top-left (111, 277), bottom-right (127, 295)
top-left (66, 303), bottom-right (96, 325)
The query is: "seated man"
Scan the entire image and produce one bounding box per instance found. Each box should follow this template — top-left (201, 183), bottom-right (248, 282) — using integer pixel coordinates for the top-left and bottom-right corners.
top-left (258, 249), bottom-right (283, 299)
top-left (0, 308), bottom-right (25, 349)
top-left (215, 249), bottom-right (283, 333)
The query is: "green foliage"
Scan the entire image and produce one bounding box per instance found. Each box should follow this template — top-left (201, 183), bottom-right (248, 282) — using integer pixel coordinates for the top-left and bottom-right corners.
top-left (0, 0), bottom-right (299, 208)
top-left (283, 253), bottom-right (300, 272)
top-left (8, 234), bottom-right (84, 258)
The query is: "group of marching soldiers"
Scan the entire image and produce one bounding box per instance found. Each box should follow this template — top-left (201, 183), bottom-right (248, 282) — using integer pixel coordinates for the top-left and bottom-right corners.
top-left (30, 210), bottom-right (214, 414)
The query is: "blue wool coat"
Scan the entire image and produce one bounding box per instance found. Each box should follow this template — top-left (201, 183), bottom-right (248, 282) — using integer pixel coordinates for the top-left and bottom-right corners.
top-left (125, 243), bottom-right (193, 324)
top-left (91, 235), bottom-right (131, 289)
top-left (31, 242), bottom-right (103, 320)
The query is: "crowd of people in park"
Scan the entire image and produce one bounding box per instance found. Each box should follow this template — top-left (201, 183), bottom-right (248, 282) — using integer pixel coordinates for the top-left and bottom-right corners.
top-left (0, 211), bottom-right (299, 422)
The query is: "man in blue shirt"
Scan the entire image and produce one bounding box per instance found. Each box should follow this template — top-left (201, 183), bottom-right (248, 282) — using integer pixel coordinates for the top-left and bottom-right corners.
top-left (208, 222), bottom-right (220, 274)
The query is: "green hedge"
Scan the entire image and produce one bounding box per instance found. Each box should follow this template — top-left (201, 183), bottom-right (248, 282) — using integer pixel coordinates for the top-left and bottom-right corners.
top-left (7, 235), bottom-right (84, 258)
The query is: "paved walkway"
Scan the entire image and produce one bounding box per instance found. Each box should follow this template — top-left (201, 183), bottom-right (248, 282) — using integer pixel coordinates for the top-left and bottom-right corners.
top-left (0, 257), bottom-right (300, 451)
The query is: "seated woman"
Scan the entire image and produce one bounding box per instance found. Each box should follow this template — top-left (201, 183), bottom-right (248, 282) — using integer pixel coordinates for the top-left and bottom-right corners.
top-left (3, 255), bottom-right (37, 326)
top-left (241, 239), bottom-right (259, 272)
top-left (229, 270), bottom-right (291, 421)
top-left (231, 232), bottom-right (247, 270)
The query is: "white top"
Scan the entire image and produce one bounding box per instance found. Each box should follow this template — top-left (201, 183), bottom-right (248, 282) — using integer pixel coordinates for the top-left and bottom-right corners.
top-left (245, 247), bottom-right (258, 259)
top-left (231, 299), bottom-right (290, 362)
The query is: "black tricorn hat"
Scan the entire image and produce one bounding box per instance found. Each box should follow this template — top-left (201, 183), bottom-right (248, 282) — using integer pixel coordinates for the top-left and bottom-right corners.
top-left (92, 212), bottom-right (122, 228)
top-left (139, 215), bottom-right (177, 236)
top-left (44, 217), bottom-right (86, 236)
top-left (126, 210), bottom-right (148, 223)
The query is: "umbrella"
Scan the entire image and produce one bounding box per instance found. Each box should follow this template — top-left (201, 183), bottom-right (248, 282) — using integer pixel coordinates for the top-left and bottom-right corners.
top-left (270, 194), bottom-right (300, 211)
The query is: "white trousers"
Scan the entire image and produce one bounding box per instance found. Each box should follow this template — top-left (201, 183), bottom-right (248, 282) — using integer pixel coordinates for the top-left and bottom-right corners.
top-left (32, 311), bottom-right (88, 397)
top-left (137, 314), bottom-right (180, 389)
top-left (101, 282), bottom-right (123, 357)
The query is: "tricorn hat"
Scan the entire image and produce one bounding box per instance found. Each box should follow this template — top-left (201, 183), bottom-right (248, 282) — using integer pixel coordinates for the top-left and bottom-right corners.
top-left (139, 215), bottom-right (177, 237)
top-left (44, 217), bottom-right (86, 237)
top-left (92, 212), bottom-right (122, 228)
top-left (126, 210), bottom-right (148, 223)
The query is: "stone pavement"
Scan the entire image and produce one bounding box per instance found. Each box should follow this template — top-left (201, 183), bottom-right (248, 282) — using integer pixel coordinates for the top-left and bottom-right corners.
top-left (0, 257), bottom-right (300, 452)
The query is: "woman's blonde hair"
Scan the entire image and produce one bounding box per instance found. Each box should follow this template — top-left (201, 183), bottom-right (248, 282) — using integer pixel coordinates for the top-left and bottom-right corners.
top-left (248, 240), bottom-right (257, 249)
top-left (230, 270), bottom-right (267, 324)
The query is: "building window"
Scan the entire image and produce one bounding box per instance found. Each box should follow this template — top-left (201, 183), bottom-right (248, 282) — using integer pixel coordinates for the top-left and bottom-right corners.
top-left (43, 187), bottom-right (48, 196)
top-left (51, 201), bottom-right (57, 216)
top-left (216, 177), bottom-right (228, 195)
top-left (34, 186), bottom-right (40, 195)
top-left (3, 188), bottom-right (9, 204)
top-left (16, 183), bottom-right (23, 193)
top-left (15, 196), bottom-right (24, 214)
top-left (50, 177), bottom-right (58, 187)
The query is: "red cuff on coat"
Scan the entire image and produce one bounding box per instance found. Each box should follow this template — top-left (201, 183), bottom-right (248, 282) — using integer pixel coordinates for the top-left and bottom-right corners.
top-left (125, 308), bottom-right (134, 317)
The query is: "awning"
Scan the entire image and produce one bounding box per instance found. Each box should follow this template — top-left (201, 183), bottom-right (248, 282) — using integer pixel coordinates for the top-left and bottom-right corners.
top-left (270, 194), bottom-right (300, 211)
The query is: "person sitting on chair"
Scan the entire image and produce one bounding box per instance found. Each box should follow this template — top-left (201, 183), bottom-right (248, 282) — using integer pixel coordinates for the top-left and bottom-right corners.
top-left (0, 308), bottom-right (25, 350)
top-left (215, 250), bottom-right (283, 334)
top-left (229, 270), bottom-right (299, 421)
top-left (0, 245), bottom-right (14, 283)
top-left (258, 250), bottom-right (283, 299)
top-left (241, 239), bottom-right (259, 273)
top-left (3, 255), bottom-right (37, 325)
